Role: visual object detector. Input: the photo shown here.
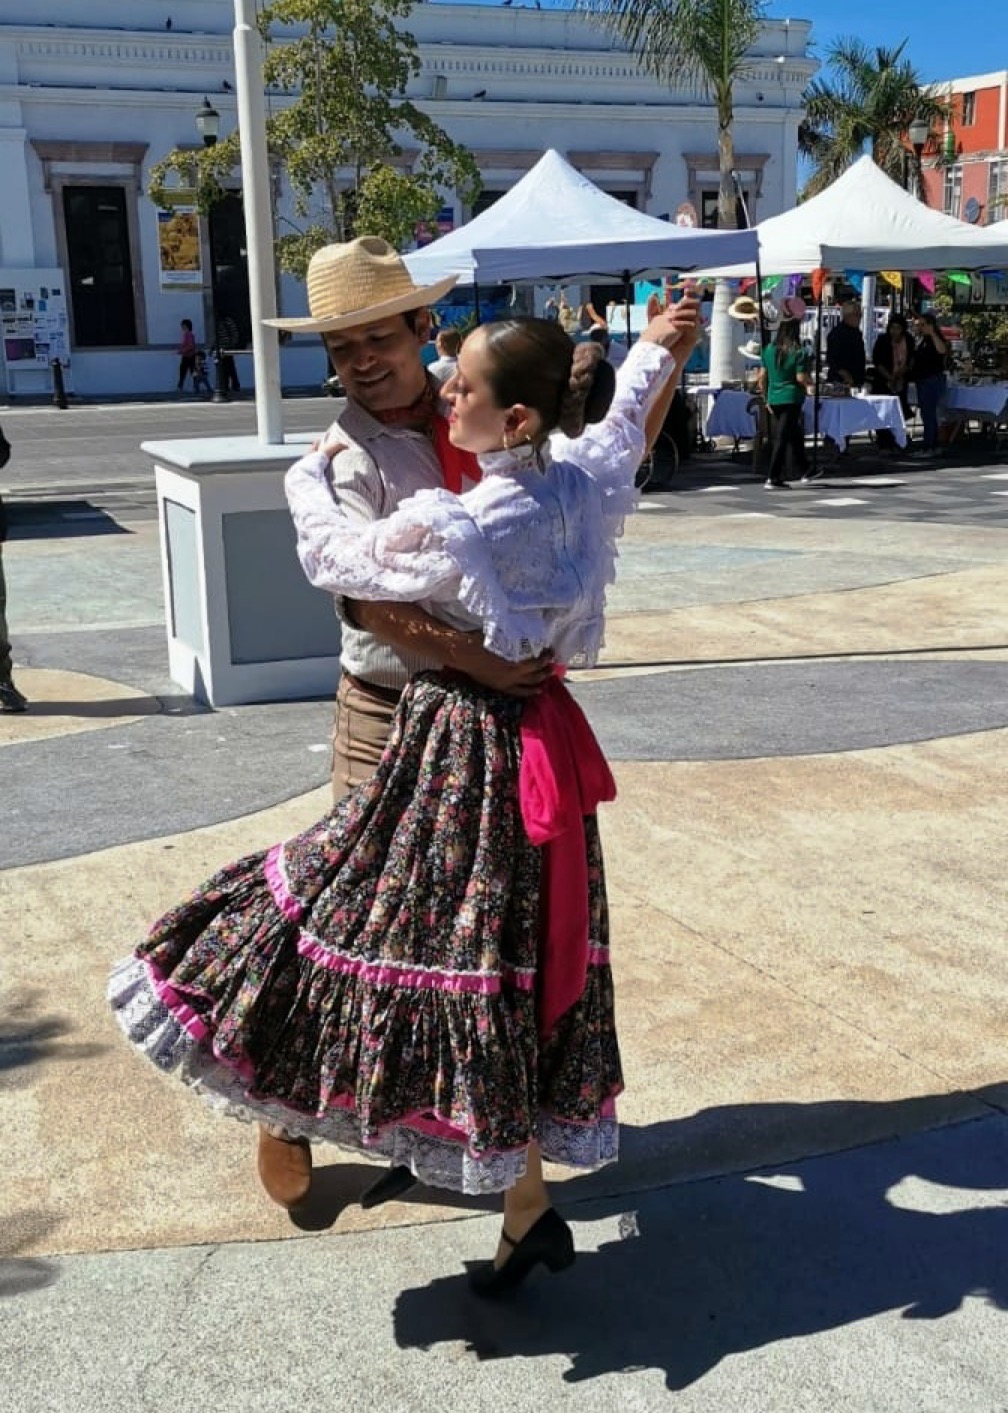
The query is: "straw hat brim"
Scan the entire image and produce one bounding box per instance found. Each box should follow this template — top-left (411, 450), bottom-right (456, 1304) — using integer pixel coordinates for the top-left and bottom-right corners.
top-left (739, 344), bottom-right (763, 362)
top-left (728, 300), bottom-right (760, 321)
top-left (264, 273), bottom-right (459, 334)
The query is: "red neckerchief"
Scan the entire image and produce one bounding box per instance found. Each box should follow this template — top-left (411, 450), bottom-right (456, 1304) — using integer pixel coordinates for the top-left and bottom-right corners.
top-left (372, 381), bottom-right (481, 495)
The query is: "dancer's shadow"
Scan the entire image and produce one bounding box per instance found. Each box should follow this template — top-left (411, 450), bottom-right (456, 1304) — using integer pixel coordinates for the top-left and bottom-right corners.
top-left (393, 1088), bottom-right (1008, 1389)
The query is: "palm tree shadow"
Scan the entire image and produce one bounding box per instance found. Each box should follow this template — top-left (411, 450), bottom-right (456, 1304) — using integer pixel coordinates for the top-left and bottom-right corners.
top-left (393, 1089), bottom-right (1008, 1390)
top-left (0, 1213), bottom-right (63, 1300)
top-left (0, 988), bottom-right (108, 1084)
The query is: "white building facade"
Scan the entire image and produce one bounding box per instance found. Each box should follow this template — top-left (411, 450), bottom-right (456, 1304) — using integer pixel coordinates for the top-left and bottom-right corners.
top-left (0, 0), bottom-right (815, 397)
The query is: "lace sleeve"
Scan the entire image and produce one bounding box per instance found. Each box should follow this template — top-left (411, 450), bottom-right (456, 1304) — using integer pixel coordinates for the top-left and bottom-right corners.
top-left (284, 450), bottom-right (464, 602)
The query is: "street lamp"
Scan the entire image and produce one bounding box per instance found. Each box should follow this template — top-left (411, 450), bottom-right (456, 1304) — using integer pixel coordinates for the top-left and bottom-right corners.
top-left (908, 115), bottom-right (931, 202)
top-left (196, 97), bottom-right (220, 148)
top-left (195, 98), bottom-right (228, 401)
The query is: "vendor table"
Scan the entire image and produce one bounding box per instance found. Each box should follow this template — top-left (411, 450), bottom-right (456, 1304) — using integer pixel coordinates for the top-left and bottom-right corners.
top-left (701, 388), bottom-right (907, 451)
top-left (943, 382), bottom-right (1008, 447)
top-left (808, 393), bottom-right (907, 448)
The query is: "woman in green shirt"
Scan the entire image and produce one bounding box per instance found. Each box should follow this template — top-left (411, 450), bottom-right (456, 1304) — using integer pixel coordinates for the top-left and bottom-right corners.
top-left (758, 317), bottom-right (812, 488)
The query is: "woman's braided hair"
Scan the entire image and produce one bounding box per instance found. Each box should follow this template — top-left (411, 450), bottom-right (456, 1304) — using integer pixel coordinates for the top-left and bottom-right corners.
top-left (479, 317), bottom-right (616, 440)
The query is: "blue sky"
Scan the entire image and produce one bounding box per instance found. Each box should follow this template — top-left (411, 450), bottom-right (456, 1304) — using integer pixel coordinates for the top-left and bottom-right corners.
top-left (429, 0), bottom-right (996, 86)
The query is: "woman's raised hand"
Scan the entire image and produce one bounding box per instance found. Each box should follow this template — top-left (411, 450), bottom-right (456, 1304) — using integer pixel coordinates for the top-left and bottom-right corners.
top-left (638, 293), bottom-right (702, 360)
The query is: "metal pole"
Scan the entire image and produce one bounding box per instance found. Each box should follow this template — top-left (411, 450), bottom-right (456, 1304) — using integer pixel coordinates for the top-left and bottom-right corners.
top-left (623, 270), bottom-right (632, 345)
top-left (812, 287), bottom-right (823, 476)
top-left (233, 0), bottom-right (283, 445)
top-left (473, 282), bottom-right (481, 324)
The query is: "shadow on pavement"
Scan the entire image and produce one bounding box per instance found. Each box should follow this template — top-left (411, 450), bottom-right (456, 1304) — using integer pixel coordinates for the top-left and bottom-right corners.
top-left (0, 988), bottom-right (108, 1083)
top-left (0, 1213), bottom-right (63, 1300)
top-left (393, 1089), bottom-right (1008, 1389)
top-left (6, 501), bottom-right (130, 540)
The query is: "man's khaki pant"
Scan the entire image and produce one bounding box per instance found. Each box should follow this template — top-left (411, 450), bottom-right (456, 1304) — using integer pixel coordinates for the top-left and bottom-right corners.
top-left (331, 673), bottom-right (400, 801)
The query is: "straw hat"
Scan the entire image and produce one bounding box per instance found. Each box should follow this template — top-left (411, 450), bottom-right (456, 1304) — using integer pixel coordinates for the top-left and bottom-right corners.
top-left (776, 293), bottom-right (807, 321)
top-left (738, 336), bottom-right (763, 363)
top-left (728, 295), bottom-right (760, 321)
top-left (265, 237), bottom-right (459, 334)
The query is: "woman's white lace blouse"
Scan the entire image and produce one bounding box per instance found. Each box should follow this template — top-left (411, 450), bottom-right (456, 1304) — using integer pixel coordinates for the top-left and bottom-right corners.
top-left (285, 340), bottom-right (673, 667)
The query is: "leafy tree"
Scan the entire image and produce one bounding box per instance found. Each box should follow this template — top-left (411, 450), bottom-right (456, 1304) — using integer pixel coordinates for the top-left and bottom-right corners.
top-left (578, 0), bottom-right (767, 232)
top-left (148, 0), bottom-right (480, 276)
top-left (799, 39), bottom-right (947, 200)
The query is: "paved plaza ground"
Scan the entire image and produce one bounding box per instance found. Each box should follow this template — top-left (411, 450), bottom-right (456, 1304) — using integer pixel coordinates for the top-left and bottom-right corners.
top-left (2, 397), bottom-right (1007, 1411)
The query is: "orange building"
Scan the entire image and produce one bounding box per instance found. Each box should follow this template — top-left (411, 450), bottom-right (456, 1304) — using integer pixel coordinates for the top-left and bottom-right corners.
top-left (920, 70), bottom-right (1008, 224)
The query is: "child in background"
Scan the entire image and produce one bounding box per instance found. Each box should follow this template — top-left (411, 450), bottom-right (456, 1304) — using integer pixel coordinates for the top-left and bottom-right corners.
top-left (192, 349), bottom-right (213, 396)
top-left (428, 326), bottom-right (462, 382)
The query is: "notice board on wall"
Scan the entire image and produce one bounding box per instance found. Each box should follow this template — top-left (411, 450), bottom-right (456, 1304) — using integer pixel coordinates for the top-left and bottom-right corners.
top-left (0, 268), bottom-right (71, 396)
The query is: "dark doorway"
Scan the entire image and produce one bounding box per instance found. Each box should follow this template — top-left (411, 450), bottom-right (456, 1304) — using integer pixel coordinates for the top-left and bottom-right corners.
top-left (62, 186), bottom-right (137, 347)
top-left (207, 193), bottom-right (252, 348)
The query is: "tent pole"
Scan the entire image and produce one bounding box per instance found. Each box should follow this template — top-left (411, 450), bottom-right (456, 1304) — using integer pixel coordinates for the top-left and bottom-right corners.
top-left (755, 252), bottom-right (767, 348)
top-left (812, 285), bottom-right (823, 476)
top-left (474, 282), bottom-right (481, 324)
top-left (623, 269), bottom-right (632, 345)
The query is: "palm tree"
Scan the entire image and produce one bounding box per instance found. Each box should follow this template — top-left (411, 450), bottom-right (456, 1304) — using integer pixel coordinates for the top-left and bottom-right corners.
top-left (579, 0), bottom-right (768, 382)
top-left (580, 0), bottom-right (766, 231)
top-left (800, 39), bottom-right (947, 200)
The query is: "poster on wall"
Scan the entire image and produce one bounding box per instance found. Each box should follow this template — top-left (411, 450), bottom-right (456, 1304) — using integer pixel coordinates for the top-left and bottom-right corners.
top-left (157, 207), bottom-right (202, 288)
top-left (0, 268), bottom-right (71, 393)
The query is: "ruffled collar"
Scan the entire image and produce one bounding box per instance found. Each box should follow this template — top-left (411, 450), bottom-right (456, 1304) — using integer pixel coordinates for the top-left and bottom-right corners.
top-left (477, 441), bottom-right (553, 477)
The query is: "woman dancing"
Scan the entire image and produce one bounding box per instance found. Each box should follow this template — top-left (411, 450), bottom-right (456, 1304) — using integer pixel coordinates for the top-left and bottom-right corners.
top-left (109, 300), bottom-right (699, 1295)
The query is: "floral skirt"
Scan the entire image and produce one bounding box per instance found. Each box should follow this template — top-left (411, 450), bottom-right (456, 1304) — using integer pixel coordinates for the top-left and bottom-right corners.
top-left (108, 673), bottom-right (623, 1193)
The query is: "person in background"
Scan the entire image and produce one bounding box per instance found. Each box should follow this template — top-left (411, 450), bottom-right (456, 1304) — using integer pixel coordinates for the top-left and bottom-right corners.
top-left (176, 318), bottom-right (198, 393)
top-left (826, 300), bottom-right (867, 390)
top-left (911, 312), bottom-right (949, 457)
top-left (215, 313), bottom-right (243, 396)
top-left (0, 425), bottom-right (28, 712)
top-left (191, 349), bottom-right (213, 397)
top-left (758, 311), bottom-right (813, 489)
top-left (427, 325), bottom-right (462, 382)
top-left (870, 314), bottom-right (915, 452)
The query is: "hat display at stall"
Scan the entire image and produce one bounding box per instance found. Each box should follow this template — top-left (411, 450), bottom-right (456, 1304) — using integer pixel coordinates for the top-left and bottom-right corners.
top-left (738, 336), bottom-right (764, 363)
top-left (264, 236), bottom-right (459, 334)
top-left (775, 293), bottom-right (808, 321)
top-left (761, 297), bottom-right (781, 327)
top-left (728, 295), bottom-right (761, 321)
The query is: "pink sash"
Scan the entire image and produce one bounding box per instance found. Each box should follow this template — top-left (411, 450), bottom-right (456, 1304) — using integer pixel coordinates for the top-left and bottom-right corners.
top-left (518, 674), bottom-right (616, 1037)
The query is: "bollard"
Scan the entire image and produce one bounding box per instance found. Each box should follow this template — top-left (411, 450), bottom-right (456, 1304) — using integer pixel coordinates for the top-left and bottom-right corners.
top-left (212, 346), bottom-right (229, 403)
top-left (51, 358), bottom-right (68, 409)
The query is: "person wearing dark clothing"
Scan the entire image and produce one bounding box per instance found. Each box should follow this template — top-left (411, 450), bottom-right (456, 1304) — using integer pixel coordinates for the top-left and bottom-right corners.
top-left (214, 314), bottom-right (243, 395)
top-left (758, 318), bottom-right (811, 489)
top-left (871, 315), bottom-right (915, 451)
top-left (0, 426), bottom-right (28, 712)
top-left (911, 313), bottom-right (949, 455)
top-left (826, 302), bottom-right (867, 388)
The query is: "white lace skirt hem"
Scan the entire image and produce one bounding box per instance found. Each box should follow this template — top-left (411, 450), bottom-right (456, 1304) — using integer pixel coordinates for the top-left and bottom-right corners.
top-left (108, 955), bottom-right (618, 1196)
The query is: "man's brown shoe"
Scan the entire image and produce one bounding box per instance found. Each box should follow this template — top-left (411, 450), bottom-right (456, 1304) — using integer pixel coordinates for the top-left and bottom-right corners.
top-left (257, 1124), bottom-right (312, 1208)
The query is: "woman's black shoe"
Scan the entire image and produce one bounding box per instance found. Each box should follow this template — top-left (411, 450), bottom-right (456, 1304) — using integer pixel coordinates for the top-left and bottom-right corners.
top-left (360, 1163), bottom-right (417, 1209)
top-left (469, 1208), bottom-right (576, 1298)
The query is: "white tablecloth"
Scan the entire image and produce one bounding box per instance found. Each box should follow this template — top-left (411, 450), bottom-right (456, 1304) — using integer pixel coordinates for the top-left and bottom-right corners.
top-left (943, 382), bottom-right (1008, 422)
top-left (806, 393), bottom-right (907, 448)
top-left (701, 388), bottom-right (758, 440)
top-left (700, 387), bottom-right (907, 447)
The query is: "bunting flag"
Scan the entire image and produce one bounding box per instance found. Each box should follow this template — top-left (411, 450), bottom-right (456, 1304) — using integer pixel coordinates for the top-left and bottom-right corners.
top-left (761, 274), bottom-right (784, 292)
top-left (947, 270), bottom-right (971, 286)
top-left (916, 271), bottom-right (936, 294)
top-left (880, 271), bottom-right (904, 290)
top-left (845, 271), bottom-right (866, 293)
top-left (810, 267), bottom-right (828, 301)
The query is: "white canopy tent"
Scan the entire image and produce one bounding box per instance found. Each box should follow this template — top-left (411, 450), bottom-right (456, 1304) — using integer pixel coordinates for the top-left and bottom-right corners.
top-left (403, 148), bottom-right (758, 285)
top-left (689, 156), bottom-right (1008, 279)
